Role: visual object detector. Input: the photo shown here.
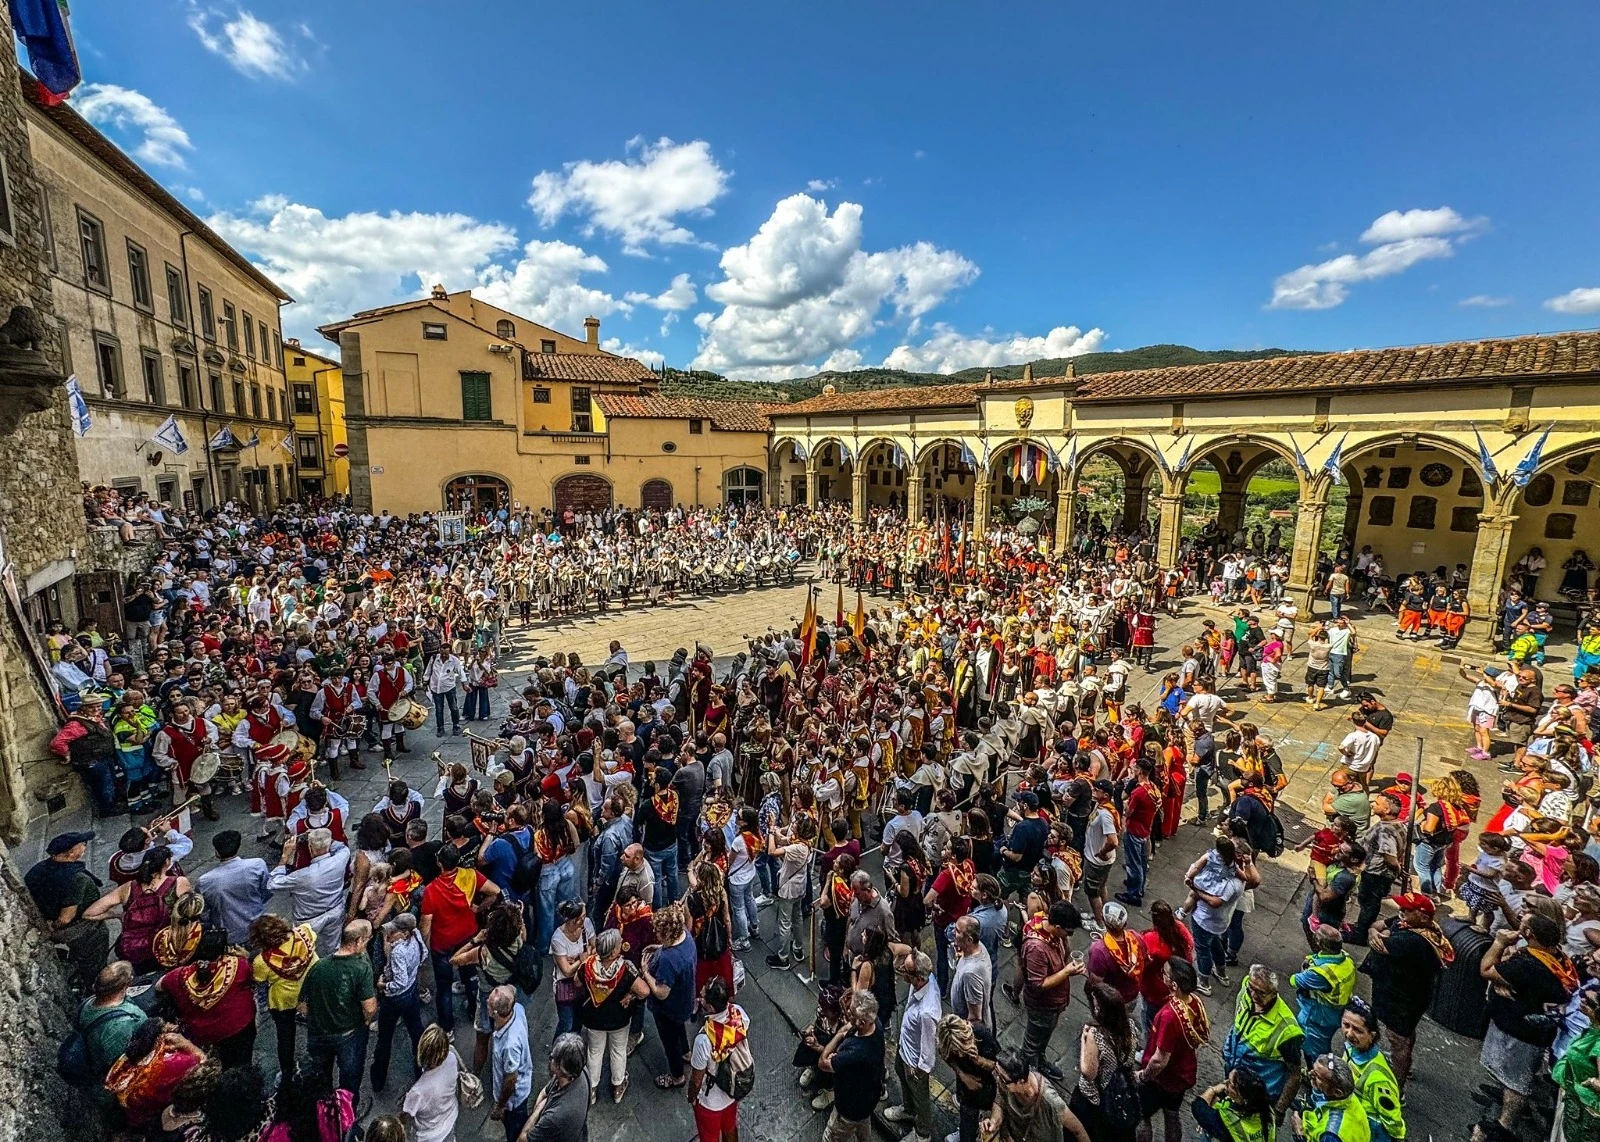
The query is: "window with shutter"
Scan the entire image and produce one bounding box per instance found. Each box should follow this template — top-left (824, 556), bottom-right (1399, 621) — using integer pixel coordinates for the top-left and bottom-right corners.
top-left (461, 372), bottom-right (492, 421)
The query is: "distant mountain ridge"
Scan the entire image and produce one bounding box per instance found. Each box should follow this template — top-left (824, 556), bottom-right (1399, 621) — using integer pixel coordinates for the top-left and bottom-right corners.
top-left (658, 344), bottom-right (1314, 403)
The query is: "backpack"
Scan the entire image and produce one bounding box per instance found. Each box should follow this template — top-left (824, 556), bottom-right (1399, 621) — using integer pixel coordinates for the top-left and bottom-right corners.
top-left (58, 1004), bottom-right (140, 1086)
top-left (1265, 811), bottom-right (1287, 858)
top-left (487, 938), bottom-right (543, 994)
top-left (707, 1021), bottom-right (756, 1100)
top-left (504, 829), bottom-right (542, 897)
top-left (1099, 1060), bottom-right (1140, 1131)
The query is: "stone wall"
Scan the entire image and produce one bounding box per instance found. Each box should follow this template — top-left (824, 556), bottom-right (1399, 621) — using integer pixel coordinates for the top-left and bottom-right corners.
top-left (0, 842), bottom-right (76, 1142)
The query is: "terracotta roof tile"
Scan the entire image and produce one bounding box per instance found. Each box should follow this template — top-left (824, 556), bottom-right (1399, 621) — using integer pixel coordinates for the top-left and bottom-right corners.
top-left (777, 383), bottom-right (980, 416)
top-left (594, 393), bottom-right (772, 432)
top-left (1074, 331), bottom-right (1600, 402)
top-left (520, 353), bottom-right (659, 384)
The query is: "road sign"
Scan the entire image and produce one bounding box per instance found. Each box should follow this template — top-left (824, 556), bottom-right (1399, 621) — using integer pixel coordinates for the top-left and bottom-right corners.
top-left (332, 442), bottom-right (349, 458)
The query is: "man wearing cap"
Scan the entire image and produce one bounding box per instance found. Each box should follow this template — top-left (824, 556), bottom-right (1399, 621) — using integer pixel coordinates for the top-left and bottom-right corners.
top-left (997, 791), bottom-right (1048, 934)
top-left (25, 831), bottom-right (109, 989)
top-left (1362, 893), bottom-right (1450, 1091)
top-left (1292, 925), bottom-right (1357, 1063)
top-left (1081, 781), bottom-right (1120, 932)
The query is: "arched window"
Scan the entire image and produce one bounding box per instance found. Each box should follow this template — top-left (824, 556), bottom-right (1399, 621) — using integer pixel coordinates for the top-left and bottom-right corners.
top-left (640, 478), bottom-right (673, 510)
top-left (723, 467), bottom-right (764, 506)
top-left (495, 319), bottom-right (515, 339)
top-left (444, 474), bottom-right (509, 515)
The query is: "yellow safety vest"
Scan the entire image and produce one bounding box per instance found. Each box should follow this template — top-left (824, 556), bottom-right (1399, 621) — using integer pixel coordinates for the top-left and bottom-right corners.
top-left (1304, 1095), bottom-right (1372, 1142)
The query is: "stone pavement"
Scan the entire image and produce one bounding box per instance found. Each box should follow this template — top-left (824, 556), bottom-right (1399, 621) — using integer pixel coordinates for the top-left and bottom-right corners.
top-left (32, 576), bottom-right (1521, 1141)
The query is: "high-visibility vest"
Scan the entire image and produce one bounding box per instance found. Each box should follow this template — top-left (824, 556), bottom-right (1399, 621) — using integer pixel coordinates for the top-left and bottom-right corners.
top-left (1304, 953), bottom-right (1358, 1009)
top-left (1224, 990), bottom-right (1304, 1098)
top-left (1303, 1095), bottom-right (1373, 1142)
top-left (1346, 1046), bottom-right (1407, 1142)
top-left (1217, 1098), bottom-right (1277, 1142)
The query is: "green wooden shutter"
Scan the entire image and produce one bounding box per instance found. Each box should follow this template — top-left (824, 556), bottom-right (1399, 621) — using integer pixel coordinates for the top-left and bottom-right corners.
top-left (461, 372), bottom-right (492, 421)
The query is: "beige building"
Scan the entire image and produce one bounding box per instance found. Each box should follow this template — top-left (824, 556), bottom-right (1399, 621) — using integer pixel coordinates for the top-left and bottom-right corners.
top-left (24, 83), bottom-right (293, 512)
top-left (767, 332), bottom-right (1600, 652)
top-left (321, 288), bottom-right (773, 515)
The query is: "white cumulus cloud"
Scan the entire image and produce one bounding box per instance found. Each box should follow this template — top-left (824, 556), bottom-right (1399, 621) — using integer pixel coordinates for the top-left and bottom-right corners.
top-left (1459, 295), bottom-right (1513, 308)
top-left (188, 6), bottom-right (303, 80)
top-left (690, 193), bottom-right (977, 378)
top-left (73, 84), bottom-right (193, 168)
top-left (601, 337), bottom-right (664, 368)
top-left (529, 137), bottom-right (728, 255)
top-left (1545, 288), bottom-right (1600, 315)
top-left (475, 239), bottom-right (630, 331)
top-left (883, 323), bottom-right (1107, 374)
top-left (1270, 206), bottom-right (1486, 310)
top-left (625, 272), bottom-right (697, 311)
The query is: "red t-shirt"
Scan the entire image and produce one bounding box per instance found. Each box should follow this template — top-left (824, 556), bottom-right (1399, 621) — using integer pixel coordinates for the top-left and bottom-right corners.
top-left (928, 868), bottom-right (972, 927)
top-left (422, 868), bottom-right (487, 950)
top-left (1142, 1001), bottom-right (1199, 1093)
top-left (159, 956), bottom-right (256, 1045)
top-left (1125, 784), bottom-right (1158, 840)
top-left (1139, 926), bottom-right (1195, 1005)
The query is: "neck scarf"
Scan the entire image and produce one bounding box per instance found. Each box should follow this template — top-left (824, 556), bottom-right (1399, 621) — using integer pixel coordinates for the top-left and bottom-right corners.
top-left (181, 956), bottom-right (241, 1010)
top-left (704, 1005), bottom-right (748, 1062)
top-left (1529, 946), bottom-right (1580, 994)
top-left (705, 801), bottom-right (733, 832)
top-left (1167, 990), bottom-right (1211, 1048)
top-left (739, 830), bottom-right (764, 858)
top-left (653, 789), bottom-right (679, 826)
top-left (153, 923), bottom-right (203, 968)
top-left (945, 858), bottom-right (977, 898)
top-left (581, 953), bottom-right (628, 1007)
top-left (1401, 916), bottom-right (1456, 968)
top-left (535, 827), bottom-right (564, 864)
top-left (1102, 928), bottom-right (1148, 978)
top-left (260, 927), bottom-right (316, 981)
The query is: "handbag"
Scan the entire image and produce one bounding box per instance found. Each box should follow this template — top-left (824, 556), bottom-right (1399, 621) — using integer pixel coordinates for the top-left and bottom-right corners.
top-left (554, 974), bottom-right (583, 1005)
top-left (453, 1050), bottom-right (484, 1108)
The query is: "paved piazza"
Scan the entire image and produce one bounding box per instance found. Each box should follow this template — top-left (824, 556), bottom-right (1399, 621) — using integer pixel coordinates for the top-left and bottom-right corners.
top-left (41, 573), bottom-right (1504, 1142)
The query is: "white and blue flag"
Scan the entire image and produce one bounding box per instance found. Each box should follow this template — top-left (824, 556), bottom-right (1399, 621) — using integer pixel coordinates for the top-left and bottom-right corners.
top-left (1510, 425), bottom-right (1552, 488)
top-left (151, 414), bottom-right (189, 455)
top-left (64, 375), bottom-right (90, 437)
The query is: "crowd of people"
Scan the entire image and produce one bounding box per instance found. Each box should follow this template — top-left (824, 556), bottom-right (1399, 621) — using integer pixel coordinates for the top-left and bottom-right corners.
top-left (19, 493), bottom-right (1600, 1142)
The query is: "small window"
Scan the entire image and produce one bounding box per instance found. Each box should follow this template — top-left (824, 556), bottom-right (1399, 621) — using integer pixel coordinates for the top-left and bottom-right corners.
top-left (1547, 513), bottom-right (1578, 540)
top-left (532, 387), bottom-right (551, 404)
top-left (165, 265), bottom-right (187, 326)
top-left (1450, 506), bottom-right (1479, 532)
top-left (1524, 472), bottom-right (1556, 507)
top-left (496, 319), bottom-right (515, 338)
top-left (222, 302), bottom-right (238, 350)
top-left (571, 386), bottom-right (592, 432)
top-left (1459, 468), bottom-right (1483, 498)
top-left (661, 441), bottom-right (677, 453)
top-left (1563, 480), bottom-right (1592, 507)
top-left (250, 383), bottom-right (261, 418)
top-left (140, 351), bottom-right (164, 405)
top-left (177, 364), bottom-right (195, 410)
top-left (297, 434), bottom-right (321, 467)
top-left (267, 388), bottom-right (277, 421)
top-left (243, 311), bottom-right (256, 358)
top-left (1377, 445), bottom-right (1397, 458)
top-left (422, 322), bottom-right (448, 340)
top-left (293, 383), bottom-right (315, 415)
top-left (94, 337), bottom-right (123, 397)
top-left (1367, 496), bottom-right (1396, 526)
top-left (1406, 496), bottom-right (1437, 529)
top-left (1564, 454), bottom-right (1593, 475)
top-left (127, 241), bottom-right (153, 310)
top-left (293, 356), bottom-right (307, 367)
top-left (259, 322), bottom-right (271, 364)
top-left (541, 339), bottom-right (557, 354)
top-left (208, 372), bottom-right (224, 411)
top-left (461, 371), bottom-right (492, 421)
top-left (78, 208), bottom-right (109, 291)
top-left (1386, 466), bottom-right (1412, 489)
top-left (1361, 466), bottom-right (1382, 489)
top-left (573, 454), bottom-right (591, 465)
top-left (198, 286), bottom-right (216, 340)
top-left (688, 418), bottom-right (704, 434)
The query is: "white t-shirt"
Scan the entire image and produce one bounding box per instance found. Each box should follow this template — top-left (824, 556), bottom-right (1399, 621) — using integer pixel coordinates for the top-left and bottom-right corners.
top-left (728, 832), bottom-right (758, 886)
top-left (1339, 728), bottom-right (1381, 774)
top-left (403, 1052), bottom-right (461, 1142)
top-left (1084, 806), bottom-right (1118, 867)
top-left (1181, 693), bottom-right (1226, 730)
top-left (550, 918), bottom-right (595, 989)
top-left (690, 1005), bottom-right (749, 1110)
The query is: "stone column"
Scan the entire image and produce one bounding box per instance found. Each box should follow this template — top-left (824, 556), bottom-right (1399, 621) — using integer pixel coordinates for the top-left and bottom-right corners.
top-left (1216, 484), bottom-right (1246, 540)
top-left (1459, 513), bottom-right (1518, 653)
top-left (1155, 492), bottom-right (1185, 569)
top-left (1054, 485), bottom-right (1076, 555)
top-left (973, 476), bottom-right (992, 564)
top-left (1286, 493), bottom-right (1330, 620)
top-left (1122, 474), bottom-right (1149, 532)
top-left (905, 471), bottom-right (925, 524)
top-left (804, 460), bottom-right (819, 507)
top-left (851, 466), bottom-right (867, 524)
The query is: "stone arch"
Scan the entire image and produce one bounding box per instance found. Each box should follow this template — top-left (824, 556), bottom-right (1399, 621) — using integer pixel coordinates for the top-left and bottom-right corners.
top-left (551, 472), bottom-right (613, 515)
top-left (1177, 433), bottom-right (1306, 490)
top-left (442, 472), bottom-right (511, 514)
top-left (1068, 435), bottom-right (1168, 482)
top-left (914, 436), bottom-right (974, 465)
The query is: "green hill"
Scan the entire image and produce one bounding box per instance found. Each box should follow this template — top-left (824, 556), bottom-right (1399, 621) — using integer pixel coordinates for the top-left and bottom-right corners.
top-left (658, 344), bottom-right (1313, 403)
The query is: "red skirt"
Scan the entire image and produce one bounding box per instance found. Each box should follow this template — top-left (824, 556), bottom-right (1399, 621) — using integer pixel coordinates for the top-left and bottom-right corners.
top-left (695, 950), bottom-right (733, 998)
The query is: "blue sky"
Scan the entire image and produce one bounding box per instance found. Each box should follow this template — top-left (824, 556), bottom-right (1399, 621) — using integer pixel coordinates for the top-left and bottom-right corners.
top-left (61, 1), bottom-right (1600, 380)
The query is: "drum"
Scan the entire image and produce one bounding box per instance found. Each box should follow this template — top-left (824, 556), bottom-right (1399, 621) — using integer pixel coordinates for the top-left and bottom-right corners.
top-left (339, 713), bottom-right (368, 739)
top-left (401, 701), bottom-right (429, 730)
top-left (190, 749), bottom-right (222, 785)
top-left (270, 729), bottom-right (302, 756)
top-left (385, 697), bottom-right (416, 725)
top-left (294, 734), bottom-right (319, 761)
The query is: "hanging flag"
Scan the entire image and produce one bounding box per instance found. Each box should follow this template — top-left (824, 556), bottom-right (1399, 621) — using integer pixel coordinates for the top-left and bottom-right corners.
top-left (1061, 435), bottom-right (1078, 477)
top-left (1146, 434), bottom-right (1172, 477)
top-left (242, 428), bottom-right (261, 448)
top-left (13, 0), bottom-right (81, 104)
top-left (835, 581), bottom-right (845, 627)
top-left (1175, 433), bottom-right (1194, 474)
top-left (150, 414), bottom-right (188, 455)
top-left (208, 425), bottom-right (237, 451)
top-left (1322, 432), bottom-right (1348, 486)
top-left (837, 440), bottom-right (852, 465)
top-left (958, 441), bottom-right (977, 469)
top-left (792, 441), bottom-right (808, 462)
top-left (279, 433), bottom-right (296, 456)
top-left (852, 590), bottom-right (867, 642)
top-left (798, 587), bottom-right (818, 670)
top-left (1287, 432), bottom-right (1312, 478)
top-left (1510, 425), bottom-right (1553, 488)
top-left (64, 374), bottom-right (90, 437)
top-left (1473, 426), bottom-right (1502, 487)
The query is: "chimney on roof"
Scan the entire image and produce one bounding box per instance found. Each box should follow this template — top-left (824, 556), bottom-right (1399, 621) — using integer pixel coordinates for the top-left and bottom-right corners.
top-left (584, 316), bottom-right (600, 348)
top-left (1022, 363), bottom-right (1033, 383)
top-left (1066, 362), bottom-right (1076, 378)
top-left (430, 283), bottom-right (448, 300)
top-left (287, 337), bottom-right (301, 348)
top-left (983, 370), bottom-right (993, 385)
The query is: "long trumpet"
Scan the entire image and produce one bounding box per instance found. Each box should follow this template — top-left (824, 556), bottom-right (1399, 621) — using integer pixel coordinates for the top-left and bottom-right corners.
top-left (150, 796), bottom-right (202, 832)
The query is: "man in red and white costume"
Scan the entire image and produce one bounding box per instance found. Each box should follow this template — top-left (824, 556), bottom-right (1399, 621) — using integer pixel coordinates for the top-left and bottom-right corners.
top-left (233, 690), bottom-right (295, 815)
top-left (285, 783), bottom-right (351, 869)
top-left (308, 665), bottom-right (368, 775)
top-left (368, 651), bottom-right (415, 760)
top-left (150, 696), bottom-right (220, 831)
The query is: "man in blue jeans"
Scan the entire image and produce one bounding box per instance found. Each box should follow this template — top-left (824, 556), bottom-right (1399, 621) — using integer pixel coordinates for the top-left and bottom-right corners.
top-left (1184, 836), bottom-right (1244, 996)
top-left (636, 768), bottom-right (682, 907)
top-left (299, 919), bottom-right (377, 1093)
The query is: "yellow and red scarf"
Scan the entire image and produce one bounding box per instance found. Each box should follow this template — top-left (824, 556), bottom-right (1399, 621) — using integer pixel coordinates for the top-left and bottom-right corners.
top-left (1102, 928), bottom-right (1148, 978)
top-left (153, 923), bottom-right (203, 969)
top-left (1167, 990), bottom-right (1211, 1048)
top-left (739, 830), bottom-right (764, 858)
top-left (181, 956), bottom-right (241, 1010)
top-left (945, 858), bottom-right (976, 898)
top-left (535, 827), bottom-right (564, 864)
top-left (705, 800), bottom-right (733, 832)
top-left (653, 789), bottom-right (679, 826)
top-left (1401, 917), bottom-right (1456, 968)
top-left (260, 926), bottom-right (316, 981)
top-left (1530, 946), bottom-right (1580, 994)
top-left (581, 954), bottom-right (629, 1007)
top-left (703, 1005), bottom-right (748, 1062)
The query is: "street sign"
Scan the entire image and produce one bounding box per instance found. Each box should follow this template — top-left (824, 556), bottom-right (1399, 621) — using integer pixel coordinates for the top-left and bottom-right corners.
top-left (332, 442), bottom-right (349, 458)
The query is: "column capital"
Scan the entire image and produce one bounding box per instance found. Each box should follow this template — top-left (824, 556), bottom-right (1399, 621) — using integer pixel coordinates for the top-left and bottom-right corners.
top-left (1158, 492), bottom-right (1185, 507)
top-left (1477, 512), bottom-right (1520, 532)
top-left (1297, 500), bottom-right (1328, 519)
top-left (906, 471), bottom-right (925, 485)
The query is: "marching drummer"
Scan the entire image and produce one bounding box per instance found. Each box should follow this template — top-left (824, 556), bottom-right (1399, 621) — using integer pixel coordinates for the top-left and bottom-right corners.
top-left (308, 664), bottom-right (368, 776)
top-left (150, 696), bottom-right (221, 830)
top-left (369, 651), bottom-right (416, 761)
top-left (285, 784), bottom-right (351, 869)
top-left (252, 741), bottom-right (293, 843)
top-left (233, 691), bottom-right (295, 815)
